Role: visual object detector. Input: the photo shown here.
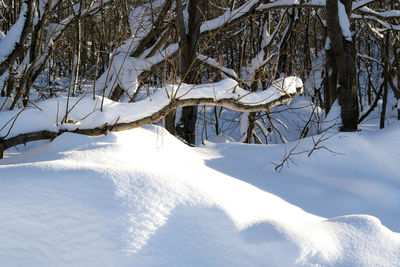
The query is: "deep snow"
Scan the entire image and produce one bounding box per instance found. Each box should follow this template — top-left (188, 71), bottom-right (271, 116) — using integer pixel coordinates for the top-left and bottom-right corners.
top-left (1, 123), bottom-right (400, 266)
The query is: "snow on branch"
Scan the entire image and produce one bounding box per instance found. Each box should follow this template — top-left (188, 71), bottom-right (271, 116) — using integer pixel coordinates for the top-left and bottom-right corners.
top-left (95, 1), bottom-right (176, 101)
top-left (199, 0), bottom-right (326, 34)
top-left (197, 54), bottom-right (238, 79)
top-left (352, 15), bottom-right (400, 31)
top-left (257, 0), bottom-right (325, 11)
top-left (0, 1), bottom-right (33, 76)
top-left (0, 77), bottom-right (303, 156)
top-left (352, 0), bottom-right (376, 11)
top-left (338, 2), bottom-right (352, 41)
top-left (4, 0), bottom-right (110, 94)
top-left (200, 0), bottom-right (261, 33)
top-left (356, 7), bottom-right (400, 19)
top-left (128, 0), bottom-right (173, 57)
top-left (97, 43), bottom-right (179, 100)
top-left (254, 0), bottom-right (393, 15)
top-left (246, 13), bottom-right (286, 81)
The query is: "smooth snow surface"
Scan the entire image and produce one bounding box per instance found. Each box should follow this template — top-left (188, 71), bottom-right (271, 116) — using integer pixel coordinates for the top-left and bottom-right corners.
top-left (1, 124), bottom-right (400, 266)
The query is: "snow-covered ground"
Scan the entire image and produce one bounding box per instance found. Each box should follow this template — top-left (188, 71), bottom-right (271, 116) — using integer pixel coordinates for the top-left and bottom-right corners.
top-left (1, 121), bottom-right (399, 266)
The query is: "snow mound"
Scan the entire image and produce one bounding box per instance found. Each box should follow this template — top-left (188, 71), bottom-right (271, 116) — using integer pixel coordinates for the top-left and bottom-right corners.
top-left (1, 125), bottom-right (400, 266)
top-left (207, 134), bottom-right (236, 144)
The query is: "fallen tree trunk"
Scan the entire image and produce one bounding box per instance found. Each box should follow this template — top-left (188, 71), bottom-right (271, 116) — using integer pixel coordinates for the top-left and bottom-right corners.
top-left (0, 77), bottom-right (302, 158)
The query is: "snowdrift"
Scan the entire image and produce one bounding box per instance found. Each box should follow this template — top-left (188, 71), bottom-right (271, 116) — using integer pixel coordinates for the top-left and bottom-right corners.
top-left (1, 125), bottom-right (400, 266)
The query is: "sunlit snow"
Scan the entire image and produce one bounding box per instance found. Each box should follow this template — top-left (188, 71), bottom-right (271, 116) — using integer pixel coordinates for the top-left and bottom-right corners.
top-left (1, 123), bottom-right (399, 266)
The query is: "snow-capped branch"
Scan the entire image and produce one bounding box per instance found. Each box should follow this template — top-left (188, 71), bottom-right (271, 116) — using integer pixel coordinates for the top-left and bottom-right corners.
top-left (5, 0), bottom-right (111, 109)
top-left (356, 7), bottom-right (400, 20)
top-left (199, 0), bottom-right (324, 35)
top-left (97, 1), bottom-right (177, 101)
top-left (0, 1), bottom-right (34, 76)
top-left (200, 0), bottom-right (261, 33)
top-left (130, 0), bottom-right (174, 57)
top-left (247, 12), bottom-right (287, 81)
top-left (256, 0), bottom-right (325, 11)
top-left (197, 54), bottom-right (238, 79)
top-left (338, 2), bottom-right (352, 41)
top-left (254, 0), bottom-right (393, 19)
top-left (0, 77), bottom-right (303, 156)
top-left (352, 0), bottom-right (376, 11)
top-left (352, 15), bottom-right (400, 31)
top-left (99, 43), bottom-right (179, 101)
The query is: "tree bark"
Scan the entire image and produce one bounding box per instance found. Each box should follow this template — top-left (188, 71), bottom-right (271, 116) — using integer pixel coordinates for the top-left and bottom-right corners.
top-left (326, 0), bottom-right (359, 131)
top-left (380, 32), bottom-right (390, 129)
top-left (392, 42), bottom-right (400, 120)
top-left (71, 3), bottom-right (83, 97)
top-left (324, 45), bottom-right (338, 113)
top-left (165, 112), bottom-right (176, 136)
top-left (175, 0), bottom-right (207, 145)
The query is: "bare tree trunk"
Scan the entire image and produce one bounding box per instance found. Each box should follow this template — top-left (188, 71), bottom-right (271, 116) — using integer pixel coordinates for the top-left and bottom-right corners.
top-left (324, 44), bottom-right (338, 113)
top-left (326, 0), bottom-right (359, 131)
top-left (245, 69), bottom-right (262, 144)
top-left (245, 111), bottom-right (257, 143)
top-left (175, 0), bottom-right (207, 145)
top-left (165, 112), bottom-right (176, 136)
top-left (380, 32), bottom-right (390, 128)
top-left (393, 42), bottom-right (400, 120)
top-left (72, 4), bottom-right (83, 97)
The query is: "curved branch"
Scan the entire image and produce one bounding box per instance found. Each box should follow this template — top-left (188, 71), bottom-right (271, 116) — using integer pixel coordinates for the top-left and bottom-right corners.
top-left (0, 92), bottom-right (298, 157)
top-left (0, 78), bottom-right (302, 157)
